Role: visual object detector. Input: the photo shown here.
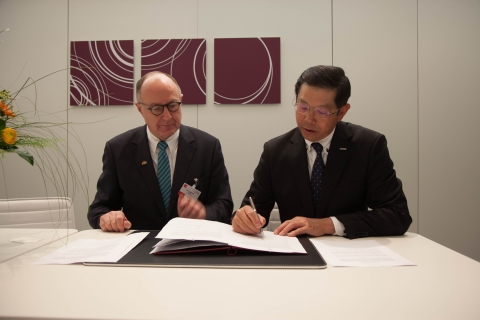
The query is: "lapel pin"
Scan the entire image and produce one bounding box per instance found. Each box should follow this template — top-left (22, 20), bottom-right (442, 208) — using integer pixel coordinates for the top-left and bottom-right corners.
top-left (340, 148), bottom-right (347, 150)
top-left (141, 160), bottom-right (147, 165)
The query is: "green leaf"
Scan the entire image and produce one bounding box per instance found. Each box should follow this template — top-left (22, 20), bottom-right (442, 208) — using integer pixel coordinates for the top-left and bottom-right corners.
top-left (16, 150), bottom-right (34, 166)
top-left (0, 119), bottom-right (5, 130)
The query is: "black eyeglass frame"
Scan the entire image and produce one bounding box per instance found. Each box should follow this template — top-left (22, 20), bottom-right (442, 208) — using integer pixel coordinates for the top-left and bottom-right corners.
top-left (137, 101), bottom-right (182, 116)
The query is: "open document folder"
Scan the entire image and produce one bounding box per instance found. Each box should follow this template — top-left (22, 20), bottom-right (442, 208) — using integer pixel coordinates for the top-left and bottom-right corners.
top-left (151, 218), bottom-right (306, 254)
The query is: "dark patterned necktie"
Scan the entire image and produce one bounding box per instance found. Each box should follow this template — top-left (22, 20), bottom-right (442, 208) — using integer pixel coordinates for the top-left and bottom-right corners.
top-left (157, 141), bottom-right (171, 211)
top-left (311, 142), bottom-right (325, 207)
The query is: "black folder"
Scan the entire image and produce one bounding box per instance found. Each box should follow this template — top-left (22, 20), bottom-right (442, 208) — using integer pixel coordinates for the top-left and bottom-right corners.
top-left (84, 231), bottom-right (327, 269)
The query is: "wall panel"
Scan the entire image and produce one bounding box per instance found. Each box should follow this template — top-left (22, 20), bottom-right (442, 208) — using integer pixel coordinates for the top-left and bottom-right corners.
top-left (198, 0), bottom-right (332, 208)
top-left (332, 0), bottom-right (419, 232)
top-left (418, 0), bottom-right (480, 261)
top-left (68, 0), bottom-right (199, 230)
top-left (0, 0), bottom-right (69, 203)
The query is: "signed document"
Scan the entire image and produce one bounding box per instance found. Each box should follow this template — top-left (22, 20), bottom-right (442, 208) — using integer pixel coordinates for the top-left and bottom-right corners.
top-left (152, 218), bottom-right (306, 254)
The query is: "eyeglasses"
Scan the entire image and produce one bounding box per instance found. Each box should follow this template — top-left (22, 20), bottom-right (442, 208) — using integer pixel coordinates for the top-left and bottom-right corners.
top-left (294, 103), bottom-right (340, 118)
top-left (137, 101), bottom-right (182, 116)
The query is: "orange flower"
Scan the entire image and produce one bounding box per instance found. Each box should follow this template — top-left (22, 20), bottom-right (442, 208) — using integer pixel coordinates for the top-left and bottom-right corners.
top-left (5, 109), bottom-right (15, 117)
top-left (2, 127), bottom-right (17, 145)
top-left (0, 102), bottom-right (7, 111)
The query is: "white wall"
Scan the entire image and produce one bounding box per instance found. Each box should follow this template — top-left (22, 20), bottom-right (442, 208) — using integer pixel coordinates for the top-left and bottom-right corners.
top-left (0, 1), bottom-right (70, 204)
top-left (418, 0), bottom-right (480, 261)
top-left (1, 0), bottom-right (479, 262)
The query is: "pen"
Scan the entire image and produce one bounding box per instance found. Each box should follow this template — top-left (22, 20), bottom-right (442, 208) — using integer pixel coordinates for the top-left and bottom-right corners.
top-left (249, 197), bottom-right (264, 238)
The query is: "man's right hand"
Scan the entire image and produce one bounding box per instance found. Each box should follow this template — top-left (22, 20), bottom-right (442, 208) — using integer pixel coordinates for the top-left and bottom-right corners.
top-left (99, 211), bottom-right (131, 232)
top-left (231, 205), bottom-right (266, 235)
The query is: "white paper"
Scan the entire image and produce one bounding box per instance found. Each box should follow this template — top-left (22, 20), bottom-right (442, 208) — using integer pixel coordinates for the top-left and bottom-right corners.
top-left (154, 218), bottom-right (306, 254)
top-left (34, 232), bottom-right (148, 265)
top-left (9, 237), bottom-right (44, 243)
top-left (309, 239), bottom-right (416, 267)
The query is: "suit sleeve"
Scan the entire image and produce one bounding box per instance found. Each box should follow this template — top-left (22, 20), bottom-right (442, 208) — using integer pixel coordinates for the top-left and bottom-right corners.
top-left (239, 143), bottom-right (276, 224)
top-left (203, 139), bottom-right (234, 224)
top-left (87, 142), bottom-right (123, 228)
top-left (336, 134), bottom-right (412, 239)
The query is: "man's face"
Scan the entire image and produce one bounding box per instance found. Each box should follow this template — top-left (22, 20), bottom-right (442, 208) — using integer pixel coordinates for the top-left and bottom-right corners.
top-left (135, 75), bottom-right (183, 141)
top-left (295, 84), bottom-right (350, 142)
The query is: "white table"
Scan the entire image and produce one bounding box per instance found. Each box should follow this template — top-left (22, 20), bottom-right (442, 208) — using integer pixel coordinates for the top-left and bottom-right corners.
top-left (0, 231), bottom-right (479, 320)
top-left (0, 228), bottom-right (78, 263)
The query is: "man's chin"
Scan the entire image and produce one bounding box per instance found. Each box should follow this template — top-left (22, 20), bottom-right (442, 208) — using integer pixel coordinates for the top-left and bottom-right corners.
top-left (300, 128), bottom-right (319, 141)
top-left (155, 126), bottom-right (178, 140)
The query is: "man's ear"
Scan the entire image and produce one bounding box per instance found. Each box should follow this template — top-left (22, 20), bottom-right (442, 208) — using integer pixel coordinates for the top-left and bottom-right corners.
top-left (134, 102), bottom-right (142, 114)
top-left (337, 104), bottom-right (350, 122)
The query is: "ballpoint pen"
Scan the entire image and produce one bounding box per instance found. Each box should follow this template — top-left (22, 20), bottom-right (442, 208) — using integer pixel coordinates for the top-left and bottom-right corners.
top-left (249, 197), bottom-right (264, 238)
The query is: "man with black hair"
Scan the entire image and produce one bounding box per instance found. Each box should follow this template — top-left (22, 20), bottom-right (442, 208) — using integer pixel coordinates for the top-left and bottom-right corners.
top-left (232, 65), bottom-right (411, 239)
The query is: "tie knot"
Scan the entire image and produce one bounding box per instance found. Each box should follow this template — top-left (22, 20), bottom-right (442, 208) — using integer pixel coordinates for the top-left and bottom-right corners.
top-left (158, 141), bottom-right (168, 152)
top-left (311, 142), bottom-right (323, 154)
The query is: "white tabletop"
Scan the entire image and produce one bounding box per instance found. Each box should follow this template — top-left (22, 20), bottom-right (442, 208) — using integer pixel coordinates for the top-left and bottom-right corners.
top-left (0, 228), bottom-right (78, 263)
top-left (0, 230), bottom-right (479, 320)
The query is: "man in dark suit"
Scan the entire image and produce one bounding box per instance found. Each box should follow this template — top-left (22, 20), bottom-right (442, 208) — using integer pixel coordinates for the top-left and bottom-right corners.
top-left (232, 65), bottom-right (411, 239)
top-left (88, 72), bottom-right (233, 232)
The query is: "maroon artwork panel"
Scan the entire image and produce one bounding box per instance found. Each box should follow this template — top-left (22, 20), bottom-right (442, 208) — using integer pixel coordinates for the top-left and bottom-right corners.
top-left (70, 40), bottom-right (134, 106)
top-left (214, 37), bottom-right (280, 104)
top-left (141, 39), bottom-right (206, 104)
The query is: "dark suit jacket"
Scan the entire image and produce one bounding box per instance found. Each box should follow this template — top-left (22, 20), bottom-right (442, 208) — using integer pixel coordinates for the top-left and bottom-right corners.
top-left (241, 121), bottom-right (412, 239)
top-left (88, 124), bottom-right (233, 230)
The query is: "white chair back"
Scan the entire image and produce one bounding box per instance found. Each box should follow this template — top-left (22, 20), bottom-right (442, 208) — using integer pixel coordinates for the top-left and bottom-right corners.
top-left (0, 197), bottom-right (75, 229)
top-left (266, 203), bottom-right (281, 232)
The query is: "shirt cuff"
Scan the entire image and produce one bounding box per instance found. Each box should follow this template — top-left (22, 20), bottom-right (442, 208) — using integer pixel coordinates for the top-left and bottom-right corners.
top-left (331, 216), bottom-right (346, 236)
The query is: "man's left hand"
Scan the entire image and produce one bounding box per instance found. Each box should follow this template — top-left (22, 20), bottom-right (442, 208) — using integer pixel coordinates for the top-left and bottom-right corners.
top-left (177, 194), bottom-right (206, 219)
top-left (274, 217), bottom-right (335, 237)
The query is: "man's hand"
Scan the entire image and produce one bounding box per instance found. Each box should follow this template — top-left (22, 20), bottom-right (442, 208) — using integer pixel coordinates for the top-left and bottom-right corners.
top-left (274, 217), bottom-right (335, 237)
top-left (232, 205), bottom-right (266, 235)
top-left (99, 211), bottom-right (131, 232)
top-left (177, 194), bottom-right (206, 219)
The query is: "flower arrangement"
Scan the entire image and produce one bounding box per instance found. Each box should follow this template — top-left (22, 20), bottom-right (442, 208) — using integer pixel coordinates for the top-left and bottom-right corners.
top-left (0, 88), bottom-right (48, 165)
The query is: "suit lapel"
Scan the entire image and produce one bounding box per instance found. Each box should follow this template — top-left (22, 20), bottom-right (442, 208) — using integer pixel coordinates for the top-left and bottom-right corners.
top-left (317, 122), bottom-right (353, 218)
top-left (170, 125), bottom-right (196, 218)
top-left (130, 126), bottom-right (168, 220)
top-left (288, 129), bottom-right (316, 218)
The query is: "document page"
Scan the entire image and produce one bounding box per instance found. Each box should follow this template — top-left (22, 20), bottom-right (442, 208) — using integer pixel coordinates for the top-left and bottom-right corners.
top-left (34, 232), bottom-right (148, 265)
top-left (154, 218), bottom-right (306, 254)
top-left (229, 231), bottom-right (306, 253)
top-left (156, 218), bottom-right (228, 241)
top-left (309, 239), bottom-right (415, 267)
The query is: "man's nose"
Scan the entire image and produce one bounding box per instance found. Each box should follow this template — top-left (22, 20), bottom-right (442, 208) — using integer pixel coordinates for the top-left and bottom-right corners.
top-left (160, 109), bottom-right (173, 119)
top-left (304, 109), bottom-right (316, 123)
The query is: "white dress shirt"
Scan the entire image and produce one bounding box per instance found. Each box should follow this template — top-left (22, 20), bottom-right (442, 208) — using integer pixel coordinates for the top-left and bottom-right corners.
top-left (146, 127), bottom-right (179, 183)
top-left (304, 128), bottom-right (346, 236)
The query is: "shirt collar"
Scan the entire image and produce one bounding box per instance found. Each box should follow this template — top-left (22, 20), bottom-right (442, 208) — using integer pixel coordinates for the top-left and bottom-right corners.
top-left (146, 126), bottom-right (180, 152)
top-left (304, 127), bottom-right (336, 152)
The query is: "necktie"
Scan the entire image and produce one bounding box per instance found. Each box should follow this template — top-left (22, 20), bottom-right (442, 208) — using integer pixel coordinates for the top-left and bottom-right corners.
top-left (311, 142), bottom-right (325, 207)
top-left (157, 141), bottom-right (171, 211)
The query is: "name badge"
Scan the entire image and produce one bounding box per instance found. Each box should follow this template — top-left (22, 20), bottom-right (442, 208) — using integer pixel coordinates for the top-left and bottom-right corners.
top-left (178, 183), bottom-right (201, 200)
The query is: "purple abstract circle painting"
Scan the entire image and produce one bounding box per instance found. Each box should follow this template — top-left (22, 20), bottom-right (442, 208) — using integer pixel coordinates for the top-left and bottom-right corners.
top-left (141, 39), bottom-right (206, 105)
top-left (70, 40), bottom-right (134, 106)
top-left (214, 37), bottom-right (280, 104)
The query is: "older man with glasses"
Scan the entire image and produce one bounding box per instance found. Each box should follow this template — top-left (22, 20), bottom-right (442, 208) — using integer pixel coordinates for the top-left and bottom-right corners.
top-left (232, 65), bottom-right (411, 239)
top-left (88, 71), bottom-right (233, 232)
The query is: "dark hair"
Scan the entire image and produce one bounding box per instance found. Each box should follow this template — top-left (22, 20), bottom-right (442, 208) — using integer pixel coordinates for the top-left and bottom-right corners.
top-left (135, 71), bottom-right (181, 101)
top-left (294, 65), bottom-right (351, 108)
